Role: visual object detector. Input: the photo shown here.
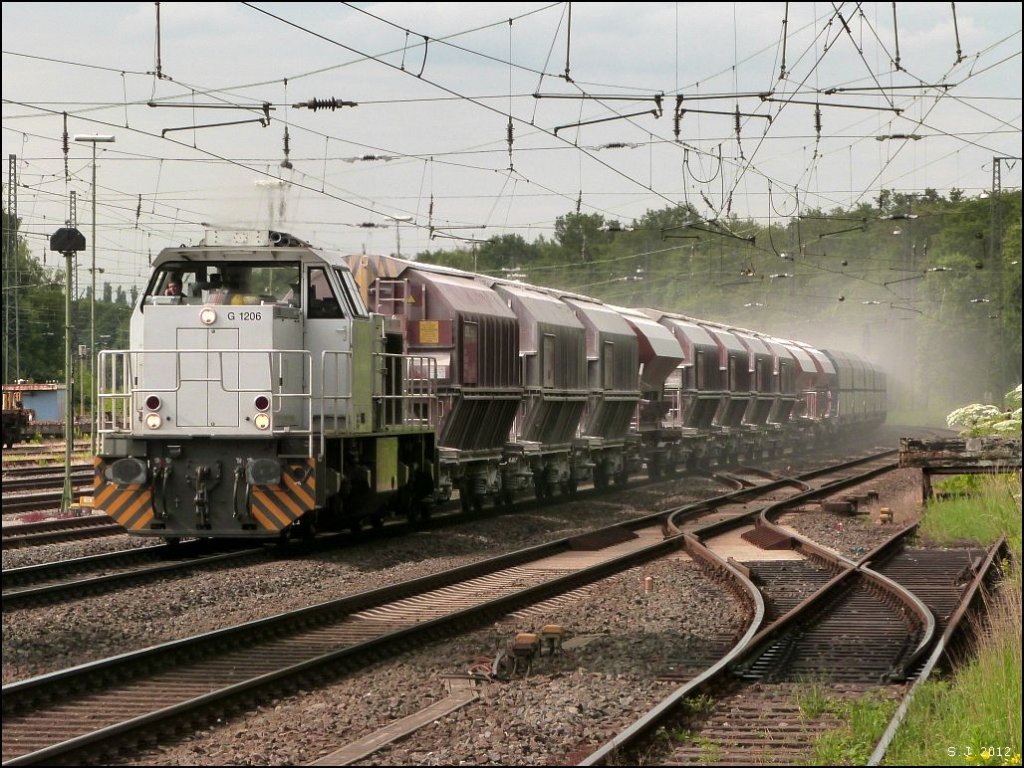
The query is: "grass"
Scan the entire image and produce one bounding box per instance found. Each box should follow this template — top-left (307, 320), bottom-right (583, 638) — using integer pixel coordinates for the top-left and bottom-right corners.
top-left (920, 474), bottom-right (1022, 561)
top-left (806, 689), bottom-right (899, 766)
top-left (883, 575), bottom-right (1021, 765)
top-left (883, 473), bottom-right (1022, 766)
top-left (796, 681), bottom-right (832, 719)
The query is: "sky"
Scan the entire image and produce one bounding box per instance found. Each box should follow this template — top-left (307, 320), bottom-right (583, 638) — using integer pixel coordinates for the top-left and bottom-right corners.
top-left (2, 2), bottom-right (1021, 296)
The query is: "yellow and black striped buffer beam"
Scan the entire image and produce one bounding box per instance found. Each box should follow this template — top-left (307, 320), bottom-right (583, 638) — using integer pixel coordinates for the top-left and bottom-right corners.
top-left (93, 457), bottom-right (154, 531)
top-left (249, 458), bottom-right (317, 532)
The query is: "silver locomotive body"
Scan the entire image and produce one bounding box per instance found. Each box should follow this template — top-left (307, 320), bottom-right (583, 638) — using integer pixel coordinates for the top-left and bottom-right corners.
top-left (95, 230), bottom-right (436, 540)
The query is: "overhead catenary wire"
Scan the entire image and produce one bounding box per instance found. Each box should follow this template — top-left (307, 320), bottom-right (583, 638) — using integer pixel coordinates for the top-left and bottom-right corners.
top-left (2, 3), bottom-right (1019, 274)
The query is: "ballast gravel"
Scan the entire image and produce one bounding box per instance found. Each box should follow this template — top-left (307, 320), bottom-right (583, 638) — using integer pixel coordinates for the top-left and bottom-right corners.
top-left (3, 431), bottom-right (930, 765)
top-left (2, 474), bottom-right (726, 683)
top-left (775, 467), bottom-right (924, 557)
top-left (120, 556), bottom-right (746, 767)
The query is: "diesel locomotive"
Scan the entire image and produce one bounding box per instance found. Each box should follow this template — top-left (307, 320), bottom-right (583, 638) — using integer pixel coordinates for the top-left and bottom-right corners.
top-left (92, 229), bottom-right (886, 542)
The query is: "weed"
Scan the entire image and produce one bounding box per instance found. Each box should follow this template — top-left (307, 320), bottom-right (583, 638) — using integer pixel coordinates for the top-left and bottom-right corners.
top-left (809, 690), bottom-right (897, 765)
top-left (682, 694), bottom-right (716, 716)
top-left (796, 681), bottom-right (833, 718)
top-left (696, 736), bottom-right (724, 764)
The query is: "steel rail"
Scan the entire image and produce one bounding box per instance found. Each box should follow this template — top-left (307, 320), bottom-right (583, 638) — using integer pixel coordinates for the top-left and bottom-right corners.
top-left (1, 515), bottom-right (123, 549)
top-left (867, 537), bottom-right (1010, 765)
top-left (2, 454), bottom-right (895, 765)
top-left (580, 459), bottom-right (921, 766)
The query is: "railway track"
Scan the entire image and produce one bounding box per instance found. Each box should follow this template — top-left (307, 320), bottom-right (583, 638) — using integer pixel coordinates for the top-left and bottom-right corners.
top-left (0, 462), bottom-right (722, 603)
top-left (0, 444), bottom-right (868, 595)
top-left (1, 541), bottom-right (270, 608)
top-left (1, 450), bottom-right (900, 765)
top-left (578, 492), bottom-right (1005, 766)
top-left (1, 441), bottom-right (88, 456)
top-left (1, 465), bottom-right (92, 493)
top-left (1, 492), bottom-right (67, 516)
top-left (1, 515), bottom-right (124, 550)
top-left (0, 444), bottom-right (90, 471)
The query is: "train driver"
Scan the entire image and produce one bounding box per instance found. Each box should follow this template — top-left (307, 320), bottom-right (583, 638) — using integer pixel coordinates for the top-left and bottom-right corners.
top-left (222, 267), bottom-right (252, 304)
top-left (164, 276), bottom-right (182, 296)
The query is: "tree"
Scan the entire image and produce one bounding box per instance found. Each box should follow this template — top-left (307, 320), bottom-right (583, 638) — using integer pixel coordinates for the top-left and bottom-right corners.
top-left (3, 190), bottom-right (135, 385)
top-left (553, 212), bottom-right (612, 263)
top-left (3, 189), bottom-right (67, 382)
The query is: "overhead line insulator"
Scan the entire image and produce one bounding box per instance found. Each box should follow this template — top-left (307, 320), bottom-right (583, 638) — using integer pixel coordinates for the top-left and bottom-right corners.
top-left (294, 98), bottom-right (359, 112)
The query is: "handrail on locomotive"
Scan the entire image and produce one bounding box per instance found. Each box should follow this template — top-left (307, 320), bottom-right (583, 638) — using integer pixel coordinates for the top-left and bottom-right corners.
top-left (98, 348), bottom-right (438, 459)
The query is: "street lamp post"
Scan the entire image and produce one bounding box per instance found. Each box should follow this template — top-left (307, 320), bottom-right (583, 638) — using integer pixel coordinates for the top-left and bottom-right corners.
top-left (74, 134), bottom-right (115, 453)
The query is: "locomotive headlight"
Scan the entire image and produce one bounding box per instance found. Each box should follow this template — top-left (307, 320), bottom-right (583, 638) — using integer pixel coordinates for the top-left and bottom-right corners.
top-left (253, 413), bottom-right (271, 430)
top-left (199, 306), bottom-right (217, 326)
top-left (145, 412), bottom-right (163, 430)
top-left (145, 394), bottom-right (162, 411)
top-left (254, 395), bottom-right (271, 412)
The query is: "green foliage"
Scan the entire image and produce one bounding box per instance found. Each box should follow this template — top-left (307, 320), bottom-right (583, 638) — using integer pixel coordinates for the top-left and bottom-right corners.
top-left (796, 681), bottom-right (832, 718)
top-left (2, 191), bottom-right (132, 384)
top-left (681, 694), bottom-right (716, 715)
top-left (920, 474), bottom-right (1022, 560)
top-left (808, 690), bottom-right (898, 765)
top-left (416, 189), bottom-right (1021, 415)
top-left (935, 474), bottom-right (985, 497)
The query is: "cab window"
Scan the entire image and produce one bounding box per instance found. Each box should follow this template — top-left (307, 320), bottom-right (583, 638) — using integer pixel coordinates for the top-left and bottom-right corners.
top-left (335, 268), bottom-right (369, 318)
top-left (143, 262), bottom-right (300, 307)
top-left (307, 267), bottom-right (344, 319)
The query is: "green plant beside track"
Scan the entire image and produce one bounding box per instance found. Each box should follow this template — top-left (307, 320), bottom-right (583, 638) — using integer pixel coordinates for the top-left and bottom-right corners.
top-left (805, 690), bottom-right (899, 766)
top-left (882, 474), bottom-right (1022, 766)
top-left (801, 474), bottom-right (1021, 765)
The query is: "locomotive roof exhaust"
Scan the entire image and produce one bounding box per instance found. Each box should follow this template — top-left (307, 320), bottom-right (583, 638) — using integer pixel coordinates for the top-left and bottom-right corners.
top-left (269, 230), bottom-right (308, 247)
top-left (200, 229), bottom-right (310, 248)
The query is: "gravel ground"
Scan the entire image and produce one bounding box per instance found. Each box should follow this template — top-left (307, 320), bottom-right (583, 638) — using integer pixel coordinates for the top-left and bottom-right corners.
top-left (3, 430), bottom-right (931, 765)
top-left (2, 529), bottom-right (160, 570)
top-left (119, 556), bottom-right (746, 767)
top-left (2, 474), bottom-right (725, 683)
top-left (775, 467), bottom-right (924, 558)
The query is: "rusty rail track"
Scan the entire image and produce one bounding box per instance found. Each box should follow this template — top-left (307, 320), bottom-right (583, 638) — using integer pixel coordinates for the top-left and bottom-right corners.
top-left (1, 468), bottom-right (92, 494)
top-left (578, 485), bottom-right (1002, 766)
top-left (1, 542), bottom-right (269, 609)
top-left (867, 537), bottom-right (1009, 766)
top-left (1, 515), bottom-right (123, 550)
top-left (1, 451), bottom-right (895, 765)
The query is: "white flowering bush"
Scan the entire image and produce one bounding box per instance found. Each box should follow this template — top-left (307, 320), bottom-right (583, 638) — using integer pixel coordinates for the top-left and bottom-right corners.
top-left (991, 418), bottom-right (1022, 434)
top-left (947, 403), bottom-right (1002, 430)
top-left (946, 385), bottom-right (1023, 437)
top-left (1007, 384), bottom-right (1022, 411)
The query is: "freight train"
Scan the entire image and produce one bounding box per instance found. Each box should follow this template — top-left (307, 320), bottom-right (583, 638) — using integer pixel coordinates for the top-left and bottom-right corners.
top-left (93, 229), bottom-right (886, 542)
